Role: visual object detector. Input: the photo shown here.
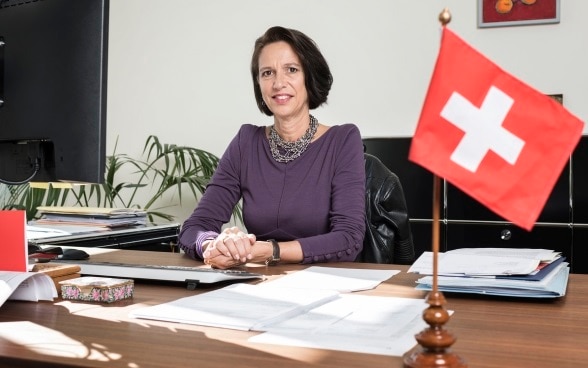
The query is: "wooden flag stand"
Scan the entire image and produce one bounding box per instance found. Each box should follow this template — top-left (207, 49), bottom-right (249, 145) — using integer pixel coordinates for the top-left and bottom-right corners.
top-left (403, 174), bottom-right (467, 367)
top-left (402, 12), bottom-right (467, 368)
top-left (404, 15), bottom-right (468, 355)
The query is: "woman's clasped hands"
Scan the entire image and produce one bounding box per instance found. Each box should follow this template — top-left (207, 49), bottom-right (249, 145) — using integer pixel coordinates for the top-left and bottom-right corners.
top-left (203, 227), bottom-right (256, 269)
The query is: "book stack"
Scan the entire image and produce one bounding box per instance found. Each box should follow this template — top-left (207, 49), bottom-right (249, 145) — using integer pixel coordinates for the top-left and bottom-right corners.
top-left (32, 206), bottom-right (148, 229)
top-left (408, 248), bottom-right (569, 298)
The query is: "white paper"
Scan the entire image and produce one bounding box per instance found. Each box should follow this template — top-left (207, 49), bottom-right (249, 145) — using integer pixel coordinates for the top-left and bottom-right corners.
top-left (260, 266), bottom-right (399, 292)
top-left (1, 271), bottom-right (58, 306)
top-left (447, 248), bottom-right (560, 262)
top-left (408, 251), bottom-right (541, 276)
top-left (26, 225), bottom-right (72, 240)
top-left (250, 294), bottom-right (428, 356)
top-left (130, 267), bottom-right (428, 357)
top-left (130, 283), bottom-right (340, 331)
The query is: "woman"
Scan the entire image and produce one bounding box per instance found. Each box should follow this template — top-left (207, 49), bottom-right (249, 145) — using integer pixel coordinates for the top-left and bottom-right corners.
top-left (178, 26), bottom-right (365, 269)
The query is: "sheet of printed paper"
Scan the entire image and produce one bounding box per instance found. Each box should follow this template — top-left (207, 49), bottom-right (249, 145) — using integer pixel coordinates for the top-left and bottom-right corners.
top-left (250, 294), bottom-right (429, 356)
top-left (447, 248), bottom-right (560, 262)
top-left (408, 251), bottom-right (540, 276)
top-left (260, 266), bottom-right (400, 292)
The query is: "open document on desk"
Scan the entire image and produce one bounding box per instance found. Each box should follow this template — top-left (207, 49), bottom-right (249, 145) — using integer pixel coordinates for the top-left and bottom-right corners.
top-left (130, 267), bottom-right (427, 356)
top-left (409, 249), bottom-right (569, 298)
top-left (129, 267), bottom-right (400, 328)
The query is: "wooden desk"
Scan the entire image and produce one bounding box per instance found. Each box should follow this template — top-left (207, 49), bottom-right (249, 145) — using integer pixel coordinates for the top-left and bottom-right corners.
top-left (1, 249), bottom-right (587, 368)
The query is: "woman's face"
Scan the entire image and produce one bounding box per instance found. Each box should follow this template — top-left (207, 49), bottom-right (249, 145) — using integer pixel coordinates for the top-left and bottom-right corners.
top-left (258, 41), bottom-right (308, 121)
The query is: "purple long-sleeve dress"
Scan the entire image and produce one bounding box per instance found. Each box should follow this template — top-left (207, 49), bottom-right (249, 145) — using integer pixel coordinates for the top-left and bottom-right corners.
top-left (178, 123), bottom-right (366, 264)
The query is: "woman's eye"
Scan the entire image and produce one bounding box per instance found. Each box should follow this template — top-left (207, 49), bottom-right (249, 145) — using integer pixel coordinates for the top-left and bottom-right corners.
top-left (260, 70), bottom-right (273, 78)
top-left (287, 67), bottom-right (298, 73)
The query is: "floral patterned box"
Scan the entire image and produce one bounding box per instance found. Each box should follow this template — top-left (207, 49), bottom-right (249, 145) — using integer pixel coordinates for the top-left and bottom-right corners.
top-left (60, 277), bottom-right (134, 303)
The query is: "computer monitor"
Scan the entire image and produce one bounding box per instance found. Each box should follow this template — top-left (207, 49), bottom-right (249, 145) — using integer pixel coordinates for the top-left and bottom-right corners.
top-left (0, 0), bottom-right (109, 184)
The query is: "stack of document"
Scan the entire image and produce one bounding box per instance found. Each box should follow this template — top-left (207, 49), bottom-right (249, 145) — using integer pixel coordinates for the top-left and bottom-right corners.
top-left (408, 248), bottom-right (569, 298)
top-left (130, 267), bottom-right (429, 356)
top-left (31, 206), bottom-right (147, 229)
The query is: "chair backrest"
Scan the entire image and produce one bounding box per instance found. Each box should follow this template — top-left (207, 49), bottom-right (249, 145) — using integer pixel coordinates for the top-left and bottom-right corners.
top-left (357, 153), bottom-right (415, 264)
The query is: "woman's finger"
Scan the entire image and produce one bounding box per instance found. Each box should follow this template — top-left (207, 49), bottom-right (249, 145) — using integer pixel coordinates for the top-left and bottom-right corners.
top-left (222, 234), bottom-right (254, 261)
top-left (206, 254), bottom-right (241, 269)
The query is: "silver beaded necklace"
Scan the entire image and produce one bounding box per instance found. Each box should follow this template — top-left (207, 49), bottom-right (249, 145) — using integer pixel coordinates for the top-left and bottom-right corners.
top-left (268, 114), bottom-right (318, 163)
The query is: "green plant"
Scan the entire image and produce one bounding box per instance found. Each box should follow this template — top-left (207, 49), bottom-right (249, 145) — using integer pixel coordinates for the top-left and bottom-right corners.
top-left (0, 182), bottom-right (73, 220)
top-left (0, 135), bottom-right (242, 223)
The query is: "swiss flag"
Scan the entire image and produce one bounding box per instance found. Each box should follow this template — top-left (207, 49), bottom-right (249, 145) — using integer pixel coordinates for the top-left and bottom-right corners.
top-left (409, 27), bottom-right (584, 231)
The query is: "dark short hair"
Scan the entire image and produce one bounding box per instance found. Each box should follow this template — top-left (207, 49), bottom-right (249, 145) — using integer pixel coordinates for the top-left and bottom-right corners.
top-left (251, 26), bottom-right (333, 116)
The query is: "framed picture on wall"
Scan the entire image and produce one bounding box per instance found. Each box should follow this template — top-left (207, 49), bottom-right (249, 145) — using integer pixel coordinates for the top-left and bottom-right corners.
top-left (478, 0), bottom-right (560, 28)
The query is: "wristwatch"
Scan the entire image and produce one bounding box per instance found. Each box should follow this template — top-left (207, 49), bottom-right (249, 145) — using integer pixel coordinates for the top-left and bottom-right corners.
top-left (265, 239), bottom-right (280, 266)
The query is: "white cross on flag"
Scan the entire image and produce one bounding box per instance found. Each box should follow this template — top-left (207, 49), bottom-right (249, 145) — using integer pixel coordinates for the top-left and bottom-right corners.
top-left (409, 27), bottom-right (584, 231)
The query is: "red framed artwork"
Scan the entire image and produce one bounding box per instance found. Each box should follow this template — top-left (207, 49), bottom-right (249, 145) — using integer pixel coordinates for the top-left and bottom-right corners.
top-left (478, 0), bottom-right (560, 28)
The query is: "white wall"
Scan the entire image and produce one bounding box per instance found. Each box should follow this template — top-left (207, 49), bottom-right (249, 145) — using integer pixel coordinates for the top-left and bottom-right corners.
top-left (106, 0), bottom-right (588, 221)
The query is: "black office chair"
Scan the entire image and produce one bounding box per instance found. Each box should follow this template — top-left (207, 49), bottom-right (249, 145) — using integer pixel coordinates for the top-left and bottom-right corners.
top-left (357, 153), bottom-right (415, 264)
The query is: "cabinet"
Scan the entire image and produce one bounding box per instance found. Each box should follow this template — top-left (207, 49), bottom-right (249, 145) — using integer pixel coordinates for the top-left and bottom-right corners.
top-left (363, 137), bottom-right (586, 273)
top-left (570, 136), bottom-right (588, 274)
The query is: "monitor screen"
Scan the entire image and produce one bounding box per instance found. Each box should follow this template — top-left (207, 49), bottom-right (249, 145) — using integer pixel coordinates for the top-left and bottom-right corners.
top-left (0, 0), bottom-right (109, 184)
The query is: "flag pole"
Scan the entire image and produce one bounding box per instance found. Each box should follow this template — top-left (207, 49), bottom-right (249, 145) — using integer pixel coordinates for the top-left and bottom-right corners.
top-left (403, 9), bottom-right (467, 368)
top-left (432, 175), bottom-right (440, 293)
